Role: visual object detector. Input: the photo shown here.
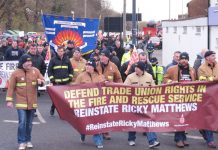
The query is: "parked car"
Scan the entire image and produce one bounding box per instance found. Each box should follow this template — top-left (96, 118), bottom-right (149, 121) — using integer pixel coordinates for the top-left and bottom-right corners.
top-left (26, 32), bottom-right (37, 37)
top-left (0, 33), bottom-right (18, 40)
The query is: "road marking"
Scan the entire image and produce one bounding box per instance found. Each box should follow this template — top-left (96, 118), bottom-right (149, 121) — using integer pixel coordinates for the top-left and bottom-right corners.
top-left (162, 133), bottom-right (204, 140)
top-left (3, 120), bottom-right (40, 125)
top-left (36, 109), bottom-right (46, 123)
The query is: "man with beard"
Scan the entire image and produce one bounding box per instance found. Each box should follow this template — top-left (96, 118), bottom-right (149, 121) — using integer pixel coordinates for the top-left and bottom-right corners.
top-left (163, 52), bottom-right (196, 148)
top-left (6, 54), bottom-right (45, 150)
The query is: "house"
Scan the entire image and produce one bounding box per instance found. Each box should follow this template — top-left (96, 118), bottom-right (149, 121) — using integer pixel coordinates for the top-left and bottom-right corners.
top-left (162, 0), bottom-right (218, 67)
top-left (162, 17), bottom-right (208, 66)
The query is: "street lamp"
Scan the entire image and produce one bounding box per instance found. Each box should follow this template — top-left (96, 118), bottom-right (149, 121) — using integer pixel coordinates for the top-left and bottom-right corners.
top-left (71, 11), bottom-right (74, 19)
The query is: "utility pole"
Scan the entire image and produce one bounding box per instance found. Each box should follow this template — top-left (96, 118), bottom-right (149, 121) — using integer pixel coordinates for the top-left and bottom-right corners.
top-left (137, 7), bottom-right (139, 45)
top-left (123, 0), bottom-right (126, 45)
top-left (169, 0), bottom-right (171, 19)
top-left (84, 0), bottom-right (87, 18)
top-left (182, 0), bottom-right (184, 18)
top-left (132, 0), bottom-right (136, 45)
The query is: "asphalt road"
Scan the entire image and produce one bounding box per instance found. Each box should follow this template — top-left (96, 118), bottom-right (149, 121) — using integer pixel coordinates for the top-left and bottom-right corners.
top-left (0, 89), bottom-right (217, 150)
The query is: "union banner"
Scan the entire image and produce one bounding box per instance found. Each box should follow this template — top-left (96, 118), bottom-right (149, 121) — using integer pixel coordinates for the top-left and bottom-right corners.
top-left (47, 81), bottom-right (218, 135)
top-left (41, 14), bottom-right (99, 54)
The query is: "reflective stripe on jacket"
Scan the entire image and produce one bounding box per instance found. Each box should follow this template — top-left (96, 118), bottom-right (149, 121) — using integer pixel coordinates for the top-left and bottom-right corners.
top-left (152, 65), bottom-right (164, 85)
top-left (6, 67), bottom-right (44, 109)
top-left (198, 61), bottom-right (218, 81)
top-left (48, 55), bottom-right (74, 84)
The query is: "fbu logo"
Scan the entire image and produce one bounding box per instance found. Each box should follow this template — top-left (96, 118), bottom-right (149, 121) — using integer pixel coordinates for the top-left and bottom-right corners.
top-left (179, 114), bottom-right (185, 124)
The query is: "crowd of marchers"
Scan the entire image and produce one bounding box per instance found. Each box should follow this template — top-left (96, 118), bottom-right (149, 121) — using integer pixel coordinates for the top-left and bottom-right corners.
top-left (1, 33), bottom-right (218, 149)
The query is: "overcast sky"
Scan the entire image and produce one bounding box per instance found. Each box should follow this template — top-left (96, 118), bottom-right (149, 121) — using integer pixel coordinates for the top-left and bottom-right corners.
top-left (107, 0), bottom-right (192, 21)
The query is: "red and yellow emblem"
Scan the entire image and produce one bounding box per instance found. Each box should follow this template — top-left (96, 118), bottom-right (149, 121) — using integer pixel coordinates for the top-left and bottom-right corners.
top-left (53, 30), bottom-right (84, 47)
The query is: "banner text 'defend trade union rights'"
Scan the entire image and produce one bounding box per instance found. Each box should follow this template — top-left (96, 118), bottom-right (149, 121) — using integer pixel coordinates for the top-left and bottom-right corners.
top-left (47, 81), bottom-right (218, 135)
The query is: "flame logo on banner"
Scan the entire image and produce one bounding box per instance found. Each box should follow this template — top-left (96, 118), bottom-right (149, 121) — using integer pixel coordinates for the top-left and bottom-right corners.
top-left (53, 30), bottom-right (84, 47)
top-left (179, 114), bottom-right (185, 124)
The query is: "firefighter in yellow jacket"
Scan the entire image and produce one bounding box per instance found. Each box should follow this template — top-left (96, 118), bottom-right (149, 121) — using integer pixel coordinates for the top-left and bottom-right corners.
top-left (70, 47), bottom-right (86, 83)
top-left (96, 49), bottom-right (122, 140)
top-left (198, 50), bottom-right (217, 148)
top-left (75, 58), bottom-right (105, 148)
top-left (6, 54), bottom-right (45, 150)
top-left (124, 61), bottom-right (160, 148)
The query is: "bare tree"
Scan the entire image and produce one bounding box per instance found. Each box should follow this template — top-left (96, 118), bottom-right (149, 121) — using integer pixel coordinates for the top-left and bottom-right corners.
top-left (0, 0), bottom-right (119, 31)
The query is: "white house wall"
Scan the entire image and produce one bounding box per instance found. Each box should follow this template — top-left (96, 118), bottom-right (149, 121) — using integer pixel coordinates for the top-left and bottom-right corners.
top-left (162, 17), bottom-right (208, 67)
top-left (210, 26), bottom-right (218, 59)
top-left (210, 0), bottom-right (218, 7)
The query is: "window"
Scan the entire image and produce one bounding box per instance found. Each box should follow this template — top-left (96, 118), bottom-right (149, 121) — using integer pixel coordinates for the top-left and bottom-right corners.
top-left (183, 26), bottom-right (187, 34)
top-left (173, 27), bottom-right (177, 33)
top-left (195, 26), bottom-right (201, 35)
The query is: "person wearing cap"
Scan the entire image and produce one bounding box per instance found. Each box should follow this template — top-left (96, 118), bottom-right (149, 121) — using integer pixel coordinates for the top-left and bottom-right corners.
top-left (6, 54), bottom-right (45, 150)
top-left (97, 49), bottom-right (122, 83)
top-left (48, 46), bottom-right (74, 116)
top-left (108, 46), bottom-right (121, 71)
top-left (150, 57), bottom-right (164, 85)
top-left (198, 51), bottom-right (218, 82)
top-left (28, 43), bottom-right (47, 116)
top-left (124, 61), bottom-right (160, 148)
top-left (113, 40), bottom-right (125, 62)
top-left (41, 42), bottom-right (55, 60)
top-left (197, 50), bottom-right (218, 148)
top-left (96, 49), bottom-right (122, 140)
top-left (65, 40), bottom-right (75, 59)
top-left (75, 58), bottom-right (105, 148)
top-left (163, 52), bottom-right (196, 148)
top-left (121, 52), bottom-right (154, 82)
top-left (121, 44), bottom-right (134, 65)
top-left (146, 40), bottom-right (155, 61)
top-left (70, 47), bottom-right (87, 83)
top-left (127, 52), bottom-right (154, 79)
top-left (5, 40), bottom-right (24, 61)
